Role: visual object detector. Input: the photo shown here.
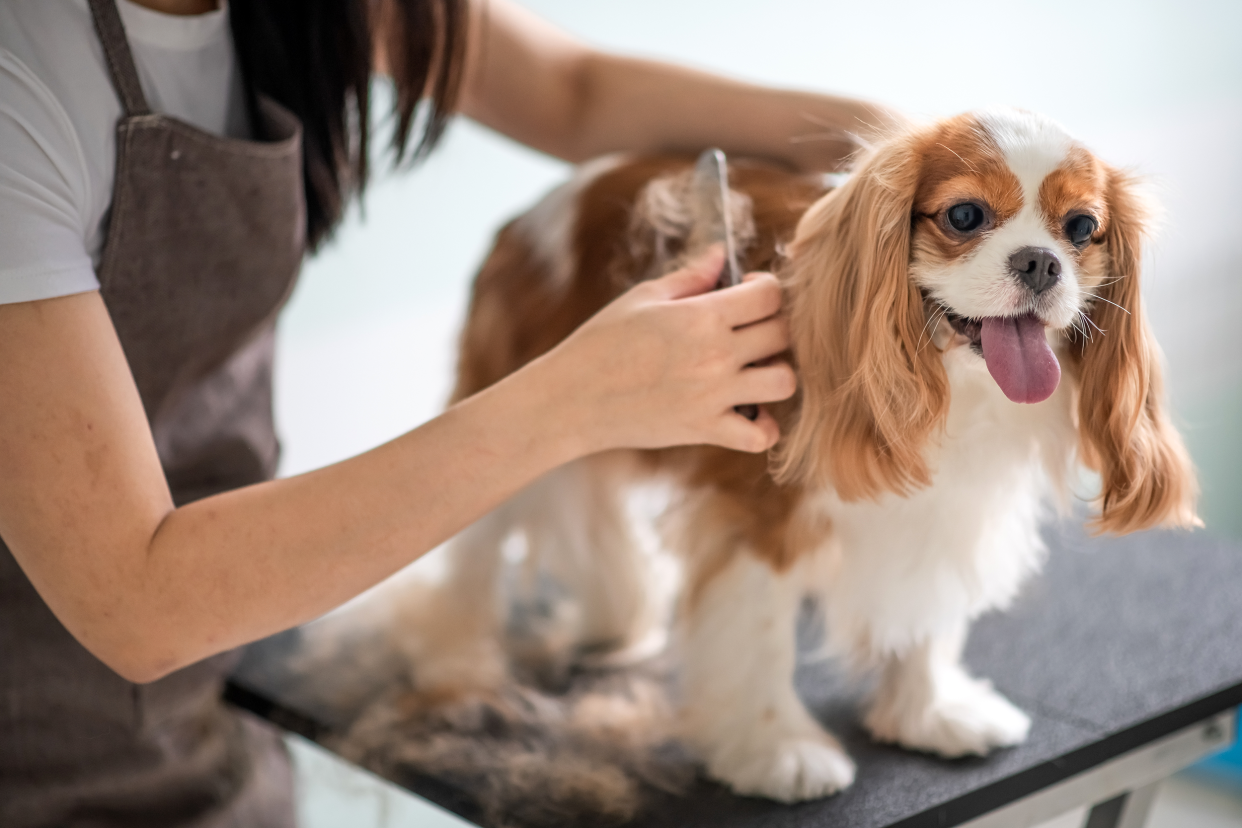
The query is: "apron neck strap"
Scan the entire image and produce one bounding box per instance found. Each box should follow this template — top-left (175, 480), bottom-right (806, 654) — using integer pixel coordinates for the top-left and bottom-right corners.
top-left (87, 0), bottom-right (152, 118)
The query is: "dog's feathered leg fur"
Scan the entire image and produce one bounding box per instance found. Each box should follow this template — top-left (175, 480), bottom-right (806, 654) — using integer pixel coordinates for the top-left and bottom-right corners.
top-left (863, 622), bottom-right (1030, 758)
top-left (680, 550), bottom-right (855, 802)
top-left (516, 456), bottom-right (667, 671)
top-left (397, 508), bottom-right (511, 701)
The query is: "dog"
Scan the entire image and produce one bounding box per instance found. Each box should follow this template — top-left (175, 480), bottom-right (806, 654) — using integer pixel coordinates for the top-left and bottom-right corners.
top-left (398, 108), bottom-right (1199, 804)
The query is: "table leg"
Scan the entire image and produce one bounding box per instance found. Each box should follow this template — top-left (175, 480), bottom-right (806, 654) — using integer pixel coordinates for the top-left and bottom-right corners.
top-left (1084, 781), bottom-right (1159, 828)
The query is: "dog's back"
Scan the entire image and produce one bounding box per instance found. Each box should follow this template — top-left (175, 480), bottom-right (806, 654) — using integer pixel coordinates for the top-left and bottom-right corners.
top-left (452, 154), bottom-right (826, 404)
top-left (450, 155), bottom-right (831, 592)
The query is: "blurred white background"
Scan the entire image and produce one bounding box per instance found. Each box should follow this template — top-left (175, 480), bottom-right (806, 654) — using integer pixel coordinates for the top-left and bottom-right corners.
top-left (275, 2), bottom-right (1242, 822)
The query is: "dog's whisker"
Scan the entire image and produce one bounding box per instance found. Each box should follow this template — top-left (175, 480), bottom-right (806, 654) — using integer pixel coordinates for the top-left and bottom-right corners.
top-left (1069, 314), bottom-right (1091, 346)
top-left (917, 306), bottom-right (949, 353)
top-left (936, 142), bottom-right (978, 174)
top-left (1082, 313), bottom-right (1106, 336)
top-left (789, 131), bottom-right (853, 145)
top-left (919, 305), bottom-right (944, 336)
top-left (1091, 277), bottom-right (1126, 290)
top-left (797, 111), bottom-right (837, 130)
top-left (1090, 295), bottom-right (1131, 315)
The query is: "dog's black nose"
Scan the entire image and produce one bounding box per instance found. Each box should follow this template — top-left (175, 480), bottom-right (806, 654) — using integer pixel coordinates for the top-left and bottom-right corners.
top-left (1009, 247), bottom-right (1062, 295)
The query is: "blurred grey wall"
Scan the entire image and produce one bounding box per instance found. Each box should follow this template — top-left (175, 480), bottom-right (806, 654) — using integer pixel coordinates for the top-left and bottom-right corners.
top-left (275, 0), bottom-right (1242, 540)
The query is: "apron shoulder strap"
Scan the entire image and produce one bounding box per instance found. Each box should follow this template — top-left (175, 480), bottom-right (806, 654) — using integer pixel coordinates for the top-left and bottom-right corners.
top-left (87, 0), bottom-right (152, 118)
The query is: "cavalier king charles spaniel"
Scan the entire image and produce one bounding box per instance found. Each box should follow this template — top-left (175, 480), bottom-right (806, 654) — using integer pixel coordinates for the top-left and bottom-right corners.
top-left (403, 108), bottom-right (1199, 803)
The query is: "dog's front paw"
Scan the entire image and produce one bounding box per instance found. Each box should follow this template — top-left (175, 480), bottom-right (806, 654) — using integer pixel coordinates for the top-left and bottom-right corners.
top-left (705, 734), bottom-right (856, 802)
top-left (866, 676), bottom-right (1030, 758)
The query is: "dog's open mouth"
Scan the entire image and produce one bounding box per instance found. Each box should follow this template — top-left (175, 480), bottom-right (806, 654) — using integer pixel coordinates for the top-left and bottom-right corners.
top-left (934, 303), bottom-right (1062, 404)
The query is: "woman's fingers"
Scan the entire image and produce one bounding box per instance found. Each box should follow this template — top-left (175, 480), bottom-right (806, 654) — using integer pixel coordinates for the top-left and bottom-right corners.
top-left (712, 407), bottom-right (782, 453)
top-left (734, 361), bottom-right (798, 405)
top-left (547, 249), bottom-right (796, 454)
top-left (711, 362), bottom-right (796, 453)
top-left (733, 315), bottom-right (790, 366)
top-left (647, 247), bottom-right (725, 300)
top-left (709, 271), bottom-right (783, 328)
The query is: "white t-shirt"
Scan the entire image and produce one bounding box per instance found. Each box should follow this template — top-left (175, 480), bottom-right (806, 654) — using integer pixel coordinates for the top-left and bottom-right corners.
top-left (0, 0), bottom-right (247, 304)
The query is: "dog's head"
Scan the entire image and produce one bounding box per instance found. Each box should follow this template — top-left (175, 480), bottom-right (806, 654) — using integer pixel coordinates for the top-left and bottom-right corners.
top-left (777, 108), bottom-right (1197, 533)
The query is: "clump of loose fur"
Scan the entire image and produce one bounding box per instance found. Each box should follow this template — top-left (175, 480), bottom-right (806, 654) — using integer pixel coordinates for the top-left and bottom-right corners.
top-left (627, 169), bottom-right (757, 283)
top-left (333, 669), bottom-right (691, 828)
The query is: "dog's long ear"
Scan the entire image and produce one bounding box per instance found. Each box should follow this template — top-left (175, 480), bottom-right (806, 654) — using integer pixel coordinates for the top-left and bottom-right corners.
top-left (775, 132), bottom-right (948, 500)
top-left (1072, 168), bottom-right (1199, 533)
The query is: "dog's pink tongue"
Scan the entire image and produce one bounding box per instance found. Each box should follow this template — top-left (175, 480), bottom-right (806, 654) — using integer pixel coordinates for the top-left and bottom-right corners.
top-left (980, 314), bottom-right (1061, 404)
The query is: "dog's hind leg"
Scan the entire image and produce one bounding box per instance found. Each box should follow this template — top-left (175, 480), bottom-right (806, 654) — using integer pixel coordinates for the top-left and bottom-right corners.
top-left (393, 507), bottom-right (513, 700)
top-left (863, 622), bottom-right (1030, 757)
top-left (522, 455), bottom-right (668, 670)
top-left (680, 550), bottom-right (855, 802)
top-left (399, 456), bottom-right (665, 696)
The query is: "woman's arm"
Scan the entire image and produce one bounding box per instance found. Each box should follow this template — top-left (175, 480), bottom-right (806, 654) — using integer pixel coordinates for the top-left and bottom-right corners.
top-left (455, 0), bottom-right (905, 170)
top-left (0, 254), bottom-right (793, 683)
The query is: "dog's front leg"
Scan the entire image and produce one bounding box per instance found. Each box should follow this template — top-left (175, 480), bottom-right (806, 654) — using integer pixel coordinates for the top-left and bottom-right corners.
top-left (680, 551), bottom-right (855, 802)
top-left (863, 622), bottom-right (1030, 757)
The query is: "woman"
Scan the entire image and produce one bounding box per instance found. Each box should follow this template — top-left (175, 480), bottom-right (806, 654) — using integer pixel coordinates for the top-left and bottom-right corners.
top-left (0, 0), bottom-right (899, 824)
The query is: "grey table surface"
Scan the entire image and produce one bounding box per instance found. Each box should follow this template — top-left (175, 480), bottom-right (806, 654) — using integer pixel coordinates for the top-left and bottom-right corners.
top-left (229, 521), bottom-right (1242, 827)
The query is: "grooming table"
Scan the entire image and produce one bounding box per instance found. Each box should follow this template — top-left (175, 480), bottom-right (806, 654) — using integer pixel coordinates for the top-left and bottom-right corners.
top-left (228, 521), bottom-right (1242, 828)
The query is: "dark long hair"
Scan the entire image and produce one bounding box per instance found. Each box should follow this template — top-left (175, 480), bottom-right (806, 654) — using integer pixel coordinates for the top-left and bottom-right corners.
top-left (230, 0), bottom-right (468, 250)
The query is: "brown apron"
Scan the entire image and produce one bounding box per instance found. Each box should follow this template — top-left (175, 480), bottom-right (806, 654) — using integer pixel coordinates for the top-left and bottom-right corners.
top-left (0, 1), bottom-right (306, 824)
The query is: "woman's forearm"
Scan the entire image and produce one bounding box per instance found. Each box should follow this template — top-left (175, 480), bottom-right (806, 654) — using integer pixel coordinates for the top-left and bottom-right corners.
top-left (124, 356), bottom-right (583, 682)
top-left (1, 293), bottom-right (583, 683)
top-left (565, 52), bottom-right (904, 171)
top-left (1, 256), bottom-right (792, 684)
top-left (457, 0), bottom-right (905, 172)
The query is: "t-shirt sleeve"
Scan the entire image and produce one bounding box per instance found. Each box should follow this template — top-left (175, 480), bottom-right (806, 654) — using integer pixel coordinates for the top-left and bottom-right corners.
top-left (0, 49), bottom-right (99, 304)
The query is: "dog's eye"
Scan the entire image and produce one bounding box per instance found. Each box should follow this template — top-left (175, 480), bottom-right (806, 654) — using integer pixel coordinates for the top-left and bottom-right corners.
top-left (947, 203), bottom-right (986, 233)
top-left (1065, 214), bottom-right (1098, 246)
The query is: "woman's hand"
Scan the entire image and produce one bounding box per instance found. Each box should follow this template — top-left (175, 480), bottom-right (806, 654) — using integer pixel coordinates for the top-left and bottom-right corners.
top-left (529, 249), bottom-right (797, 455)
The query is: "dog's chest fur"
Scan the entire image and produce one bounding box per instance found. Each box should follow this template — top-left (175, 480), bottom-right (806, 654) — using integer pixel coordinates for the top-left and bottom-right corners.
top-left (800, 342), bottom-right (1079, 659)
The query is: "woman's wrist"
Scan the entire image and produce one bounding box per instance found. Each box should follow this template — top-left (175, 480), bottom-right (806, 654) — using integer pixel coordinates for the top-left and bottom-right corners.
top-left (453, 349), bottom-right (596, 475)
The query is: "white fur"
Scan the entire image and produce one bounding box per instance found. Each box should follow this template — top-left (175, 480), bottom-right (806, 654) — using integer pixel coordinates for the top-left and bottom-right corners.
top-left (403, 454), bottom-right (672, 697)
top-left (864, 622), bottom-right (1031, 757)
top-left (977, 108), bottom-right (1073, 195)
top-left (680, 552), bottom-right (856, 802)
top-left (810, 345), bottom-right (1077, 659)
